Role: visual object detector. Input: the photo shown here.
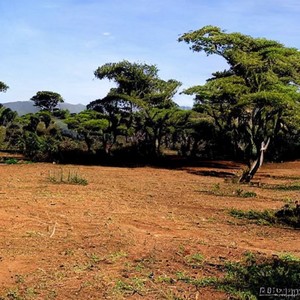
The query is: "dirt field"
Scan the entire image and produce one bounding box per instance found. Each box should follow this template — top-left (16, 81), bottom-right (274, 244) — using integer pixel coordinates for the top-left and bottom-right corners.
top-left (0, 159), bottom-right (299, 299)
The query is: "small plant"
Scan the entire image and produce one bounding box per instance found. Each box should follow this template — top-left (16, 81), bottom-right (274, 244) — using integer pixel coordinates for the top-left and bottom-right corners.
top-left (265, 182), bottom-right (300, 191)
top-left (157, 275), bottom-right (176, 284)
top-left (229, 208), bottom-right (275, 224)
top-left (241, 191), bottom-right (257, 198)
top-left (235, 188), bottom-right (257, 198)
top-left (4, 158), bottom-right (18, 164)
top-left (48, 168), bottom-right (88, 186)
top-left (114, 277), bottom-right (145, 296)
top-left (108, 250), bottom-right (127, 263)
top-left (184, 253), bottom-right (205, 267)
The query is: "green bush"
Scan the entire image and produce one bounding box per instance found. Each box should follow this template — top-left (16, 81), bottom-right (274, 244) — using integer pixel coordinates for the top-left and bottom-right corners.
top-left (4, 158), bottom-right (18, 164)
top-left (230, 203), bottom-right (300, 228)
top-left (221, 252), bottom-right (300, 299)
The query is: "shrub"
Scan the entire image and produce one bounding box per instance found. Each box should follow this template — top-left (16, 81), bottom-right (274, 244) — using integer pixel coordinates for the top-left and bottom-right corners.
top-left (4, 158), bottom-right (18, 164)
top-left (230, 202), bottom-right (300, 228)
top-left (221, 252), bottom-right (300, 299)
top-left (49, 168), bottom-right (88, 186)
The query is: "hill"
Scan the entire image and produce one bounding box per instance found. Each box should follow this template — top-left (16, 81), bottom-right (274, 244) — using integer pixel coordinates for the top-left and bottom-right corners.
top-left (1, 101), bottom-right (86, 115)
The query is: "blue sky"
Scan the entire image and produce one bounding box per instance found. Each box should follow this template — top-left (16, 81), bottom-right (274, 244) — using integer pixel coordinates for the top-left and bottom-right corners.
top-left (1, 0), bottom-right (299, 107)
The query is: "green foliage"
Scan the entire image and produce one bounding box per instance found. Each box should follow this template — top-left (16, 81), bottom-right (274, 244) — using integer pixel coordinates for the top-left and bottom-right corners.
top-left (0, 81), bottom-right (9, 93)
top-left (4, 158), bottom-right (18, 164)
top-left (266, 182), bottom-right (300, 191)
top-left (184, 253), bottom-right (205, 267)
top-left (192, 252), bottom-right (300, 299)
top-left (48, 168), bottom-right (88, 186)
top-left (30, 91), bottom-right (64, 112)
top-left (230, 203), bottom-right (300, 228)
top-left (221, 253), bottom-right (300, 299)
top-left (235, 189), bottom-right (257, 198)
top-left (0, 106), bottom-right (17, 126)
top-left (229, 208), bottom-right (276, 225)
top-left (179, 25), bottom-right (300, 165)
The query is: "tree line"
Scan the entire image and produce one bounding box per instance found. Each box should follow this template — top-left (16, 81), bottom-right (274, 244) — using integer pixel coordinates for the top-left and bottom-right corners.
top-left (1, 26), bottom-right (300, 181)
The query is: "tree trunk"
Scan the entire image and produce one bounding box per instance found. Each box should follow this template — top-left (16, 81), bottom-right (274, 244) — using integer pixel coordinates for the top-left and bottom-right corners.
top-left (239, 138), bottom-right (270, 183)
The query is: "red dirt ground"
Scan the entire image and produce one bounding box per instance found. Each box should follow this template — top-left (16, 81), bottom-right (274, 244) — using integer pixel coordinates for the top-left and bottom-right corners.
top-left (0, 159), bottom-right (299, 299)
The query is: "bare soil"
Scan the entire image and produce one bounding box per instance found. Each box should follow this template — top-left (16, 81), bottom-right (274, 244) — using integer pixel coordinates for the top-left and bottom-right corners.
top-left (0, 158), bottom-right (299, 299)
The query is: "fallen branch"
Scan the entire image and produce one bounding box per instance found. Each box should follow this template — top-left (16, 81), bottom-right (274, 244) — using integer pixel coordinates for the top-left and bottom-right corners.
top-left (49, 222), bottom-right (57, 238)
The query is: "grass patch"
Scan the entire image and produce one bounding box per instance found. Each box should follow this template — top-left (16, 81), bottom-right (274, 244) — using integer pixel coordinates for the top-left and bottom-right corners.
top-left (188, 252), bottom-right (300, 299)
top-left (264, 182), bottom-right (300, 191)
top-left (220, 252), bottom-right (300, 299)
top-left (48, 168), bottom-right (88, 186)
top-left (229, 203), bottom-right (300, 228)
top-left (114, 277), bottom-right (146, 296)
top-left (200, 184), bottom-right (257, 198)
top-left (229, 209), bottom-right (276, 225)
top-left (4, 158), bottom-right (19, 164)
top-left (184, 253), bottom-right (205, 268)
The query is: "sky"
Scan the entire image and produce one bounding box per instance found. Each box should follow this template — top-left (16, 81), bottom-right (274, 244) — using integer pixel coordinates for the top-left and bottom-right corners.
top-left (0, 0), bottom-right (299, 107)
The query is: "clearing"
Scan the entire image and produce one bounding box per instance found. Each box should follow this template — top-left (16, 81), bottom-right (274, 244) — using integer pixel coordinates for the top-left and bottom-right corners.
top-left (0, 160), bottom-right (299, 299)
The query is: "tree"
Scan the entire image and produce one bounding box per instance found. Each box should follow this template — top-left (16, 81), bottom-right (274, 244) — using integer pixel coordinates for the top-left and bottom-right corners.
top-left (0, 81), bottom-right (9, 93)
top-left (0, 105), bottom-right (17, 126)
top-left (88, 60), bottom-right (182, 156)
top-left (179, 25), bottom-right (300, 182)
top-left (30, 91), bottom-right (64, 112)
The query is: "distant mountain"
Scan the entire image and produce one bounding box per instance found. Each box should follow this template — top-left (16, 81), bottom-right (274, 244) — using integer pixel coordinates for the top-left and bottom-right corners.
top-left (180, 106), bottom-right (192, 110)
top-left (1, 101), bottom-right (86, 115)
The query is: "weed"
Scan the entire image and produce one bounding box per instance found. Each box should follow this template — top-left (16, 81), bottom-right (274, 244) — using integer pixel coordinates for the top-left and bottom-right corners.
top-left (213, 183), bottom-right (221, 191)
top-left (220, 253), bottom-right (300, 298)
top-left (25, 287), bottom-right (37, 298)
top-left (1, 288), bottom-right (23, 300)
top-left (134, 262), bottom-right (145, 272)
top-left (191, 277), bottom-right (218, 287)
top-left (241, 191), bottom-right (257, 198)
top-left (175, 271), bottom-right (192, 284)
top-left (230, 202), bottom-right (300, 228)
top-left (235, 188), bottom-right (257, 198)
top-left (192, 252), bottom-right (300, 299)
top-left (184, 253), bottom-right (205, 267)
top-left (114, 277), bottom-right (145, 296)
top-left (157, 275), bottom-right (176, 284)
top-left (264, 182), bottom-right (300, 191)
top-left (4, 158), bottom-right (18, 164)
top-left (87, 253), bottom-right (101, 264)
top-left (229, 208), bottom-right (276, 225)
top-left (201, 183), bottom-right (257, 199)
top-left (48, 168), bottom-right (88, 186)
top-left (279, 253), bottom-right (300, 262)
top-left (108, 250), bottom-right (127, 263)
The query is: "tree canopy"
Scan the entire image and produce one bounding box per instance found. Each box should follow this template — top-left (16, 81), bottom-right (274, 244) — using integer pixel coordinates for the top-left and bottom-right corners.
top-left (0, 28), bottom-right (299, 172)
top-left (89, 60), bottom-right (181, 112)
top-left (179, 25), bottom-right (300, 181)
top-left (30, 91), bottom-right (64, 112)
top-left (0, 81), bottom-right (9, 93)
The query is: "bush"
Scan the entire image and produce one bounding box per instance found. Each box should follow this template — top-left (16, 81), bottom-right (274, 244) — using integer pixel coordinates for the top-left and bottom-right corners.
top-left (221, 252), bottom-right (300, 299)
top-left (48, 168), bottom-right (88, 186)
top-left (230, 202), bottom-right (300, 228)
top-left (4, 158), bottom-right (18, 164)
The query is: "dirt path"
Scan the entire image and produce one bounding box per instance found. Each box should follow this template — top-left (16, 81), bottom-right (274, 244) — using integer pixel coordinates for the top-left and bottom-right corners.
top-left (0, 161), bottom-right (299, 299)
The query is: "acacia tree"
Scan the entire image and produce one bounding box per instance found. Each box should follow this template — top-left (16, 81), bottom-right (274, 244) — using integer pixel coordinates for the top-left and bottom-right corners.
top-left (30, 91), bottom-right (64, 112)
top-left (179, 25), bottom-right (300, 182)
top-left (88, 60), bottom-right (182, 155)
top-left (0, 81), bottom-right (9, 93)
